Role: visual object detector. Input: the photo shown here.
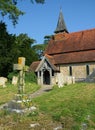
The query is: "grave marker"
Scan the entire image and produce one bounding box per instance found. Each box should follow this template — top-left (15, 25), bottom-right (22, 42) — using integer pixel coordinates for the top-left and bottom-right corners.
top-left (13, 57), bottom-right (25, 94)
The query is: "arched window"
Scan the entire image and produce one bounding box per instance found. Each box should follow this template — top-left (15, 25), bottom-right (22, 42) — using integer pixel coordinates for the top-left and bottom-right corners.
top-left (86, 65), bottom-right (89, 76)
top-left (69, 66), bottom-right (72, 76)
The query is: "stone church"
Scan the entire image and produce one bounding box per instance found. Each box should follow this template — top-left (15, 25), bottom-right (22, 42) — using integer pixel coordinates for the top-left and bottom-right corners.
top-left (30, 10), bottom-right (95, 86)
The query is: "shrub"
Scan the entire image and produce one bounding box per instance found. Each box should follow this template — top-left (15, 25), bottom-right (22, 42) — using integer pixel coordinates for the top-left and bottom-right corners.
top-left (8, 71), bottom-right (37, 83)
top-left (25, 72), bottom-right (37, 83)
top-left (7, 71), bottom-right (18, 81)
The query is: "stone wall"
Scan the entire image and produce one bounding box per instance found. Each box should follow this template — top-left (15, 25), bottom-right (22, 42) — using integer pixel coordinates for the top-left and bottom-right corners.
top-left (37, 63), bottom-right (95, 86)
top-left (60, 65), bottom-right (69, 76)
top-left (51, 76), bottom-right (56, 85)
top-left (59, 63), bottom-right (95, 82)
top-left (89, 64), bottom-right (95, 74)
top-left (72, 64), bottom-right (86, 80)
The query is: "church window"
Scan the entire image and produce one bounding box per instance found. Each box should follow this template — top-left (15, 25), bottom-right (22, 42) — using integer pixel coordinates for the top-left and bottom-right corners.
top-left (86, 65), bottom-right (89, 75)
top-left (69, 66), bottom-right (72, 76)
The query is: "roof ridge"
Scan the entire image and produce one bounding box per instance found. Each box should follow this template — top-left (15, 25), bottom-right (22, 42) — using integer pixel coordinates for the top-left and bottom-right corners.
top-left (69, 28), bottom-right (95, 35)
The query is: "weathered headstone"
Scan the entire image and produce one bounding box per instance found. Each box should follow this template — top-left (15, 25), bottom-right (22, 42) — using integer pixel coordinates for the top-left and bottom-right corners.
top-left (56, 73), bottom-right (75, 88)
top-left (0, 77), bottom-right (7, 87)
top-left (12, 76), bottom-right (18, 85)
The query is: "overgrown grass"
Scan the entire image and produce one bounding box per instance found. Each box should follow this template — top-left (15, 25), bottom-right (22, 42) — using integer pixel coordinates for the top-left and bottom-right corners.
top-left (33, 83), bottom-right (95, 129)
top-left (0, 82), bottom-right (95, 129)
top-left (0, 82), bottom-right (40, 105)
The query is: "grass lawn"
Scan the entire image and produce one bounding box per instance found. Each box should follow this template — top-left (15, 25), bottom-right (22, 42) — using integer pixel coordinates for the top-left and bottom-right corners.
top-left (0, 82), bottom-right (40, 105)
top-left (33, 83), bottom-right (95, 129)
top-left (0, 82), bottom-right (95, 129)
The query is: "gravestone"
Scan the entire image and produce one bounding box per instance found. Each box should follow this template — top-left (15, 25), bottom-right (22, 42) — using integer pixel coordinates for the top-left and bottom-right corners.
top-left (12, 76), bottom-right (18, 85)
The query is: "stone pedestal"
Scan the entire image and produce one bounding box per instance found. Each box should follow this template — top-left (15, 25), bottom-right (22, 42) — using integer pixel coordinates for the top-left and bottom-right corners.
top-left (4, 94), bottom-right (36, 114)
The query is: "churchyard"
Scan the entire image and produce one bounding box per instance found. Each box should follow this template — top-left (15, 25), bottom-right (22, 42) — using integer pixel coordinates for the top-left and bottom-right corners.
top-left (0, 81), bottom-right (95, 129)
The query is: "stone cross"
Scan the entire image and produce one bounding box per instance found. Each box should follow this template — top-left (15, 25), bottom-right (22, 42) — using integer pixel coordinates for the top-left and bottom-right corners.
top-left (13, 57), bottom-right (25, 94)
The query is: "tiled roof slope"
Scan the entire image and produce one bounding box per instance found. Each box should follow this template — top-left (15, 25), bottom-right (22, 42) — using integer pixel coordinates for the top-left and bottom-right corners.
top-left (29, 61), bottom-right (40, 72)
top-left (45, 54), bottom-right (58, 71)
top-left (45, 28), bottom-right (95, 55)
top-left (53, 50), bottom-right (95, 64)
top-left (45, 54), bottom-right (55, 65)
top-left (29, 55), bottom-right (58, 72)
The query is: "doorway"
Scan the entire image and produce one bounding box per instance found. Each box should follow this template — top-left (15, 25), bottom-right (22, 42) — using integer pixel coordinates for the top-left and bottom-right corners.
top-left (43, 70), bottom-right (50, 85)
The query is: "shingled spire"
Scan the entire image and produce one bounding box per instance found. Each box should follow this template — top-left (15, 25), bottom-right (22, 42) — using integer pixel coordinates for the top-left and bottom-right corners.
top-left (54, 9), bottom-right (68, 33)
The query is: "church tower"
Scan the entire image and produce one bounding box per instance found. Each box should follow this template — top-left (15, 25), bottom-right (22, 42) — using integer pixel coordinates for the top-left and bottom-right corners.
top-left (54, 9), bottom-right (69, 41)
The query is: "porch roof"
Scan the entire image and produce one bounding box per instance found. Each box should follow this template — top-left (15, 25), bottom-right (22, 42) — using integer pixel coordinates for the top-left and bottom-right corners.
top-left (35, 55), bottom-right (58, 72)
top-left (29, 61), bottom-right (40, 72)
top-left (29, 54), bottom-right (59, 72)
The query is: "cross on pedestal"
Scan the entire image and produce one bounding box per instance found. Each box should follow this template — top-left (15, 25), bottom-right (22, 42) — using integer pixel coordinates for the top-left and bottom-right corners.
top-left (13, 57), bottom-right (26, 94)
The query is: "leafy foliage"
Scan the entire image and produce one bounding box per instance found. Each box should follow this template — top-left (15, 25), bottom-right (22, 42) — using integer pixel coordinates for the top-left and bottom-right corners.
top-left (0, 21), bottom-right (18, 76)
top-left (32, 43), bottom-right (47, 59)
top-left (16, 34), bottom-right (38, 65)
top-left (0, 22), bottom-right (38, 77)
top-left (0, 0), bottom-right (24, 25)
top-left (31, 0), bottom-right (45, 4)
top-left (44, 35), bottom-right (52, 44)
top-left (25, 71), bottom-right (37, 83)
top-left (0, 0), bottom-right (45, 25)
top-left (32, 35), bottom-right (52, 59)
top-left (7, 71), bottom-right (18, 81)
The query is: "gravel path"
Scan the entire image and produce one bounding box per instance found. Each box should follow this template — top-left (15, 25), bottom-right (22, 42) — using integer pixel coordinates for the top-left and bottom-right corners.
top-left (29, 85), bottom-right (53, 98)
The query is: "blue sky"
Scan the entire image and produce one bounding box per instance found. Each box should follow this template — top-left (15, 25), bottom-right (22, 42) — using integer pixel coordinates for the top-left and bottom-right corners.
top-left (1, 0), bottom-right (95, 44)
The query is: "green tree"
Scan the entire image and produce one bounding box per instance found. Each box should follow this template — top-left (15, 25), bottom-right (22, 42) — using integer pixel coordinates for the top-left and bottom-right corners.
top-left (0, 22), bottom-right (38, 77)
top-left (44, 35), bottom-right (52, 44)
top-left (0, 0), bottom-right (24, 26)
top-left (32, 35), bottom-right (52, 59)
top-left (16, 33), bottom-right (39, 65)
top-left (0, 21), bottom-right (18, 76)
top-left (32, 43), bottom-right (47, 59)
top-left (0, 0), bottom-right (45, 25)
top-left (31, 0), bottom-right (45, 4)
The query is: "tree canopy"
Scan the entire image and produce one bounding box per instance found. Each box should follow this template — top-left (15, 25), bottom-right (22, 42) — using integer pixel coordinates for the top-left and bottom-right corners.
top-left (0, 21), bottom-right (17, 76)
top-left (0, 21), bottom-right (51, 77)
top-left (0, 22), bottom-right (39, 77)
top-left (0, 0), bottom-right (45, 25)
top-left (0, 0), bottom-right (24, 25)
top-left (16, 33), bottom-right (38, 65)
top-left (32, 35), bottom-right (52, 59)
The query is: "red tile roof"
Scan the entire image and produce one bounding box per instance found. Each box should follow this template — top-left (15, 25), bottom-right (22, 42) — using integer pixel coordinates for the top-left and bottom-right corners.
top-left (45, 54), bottom-right (58, 71)
top-left (44, 28), bottom-right (95, 64)
top-left (29, 61), bottom-right (40, 72)
top-left (45, 54), bottom-right (55, 64)
top-left (53, 50), bottom-right (95, 64)
top-left (45, 28), bottom-right (95, 55)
